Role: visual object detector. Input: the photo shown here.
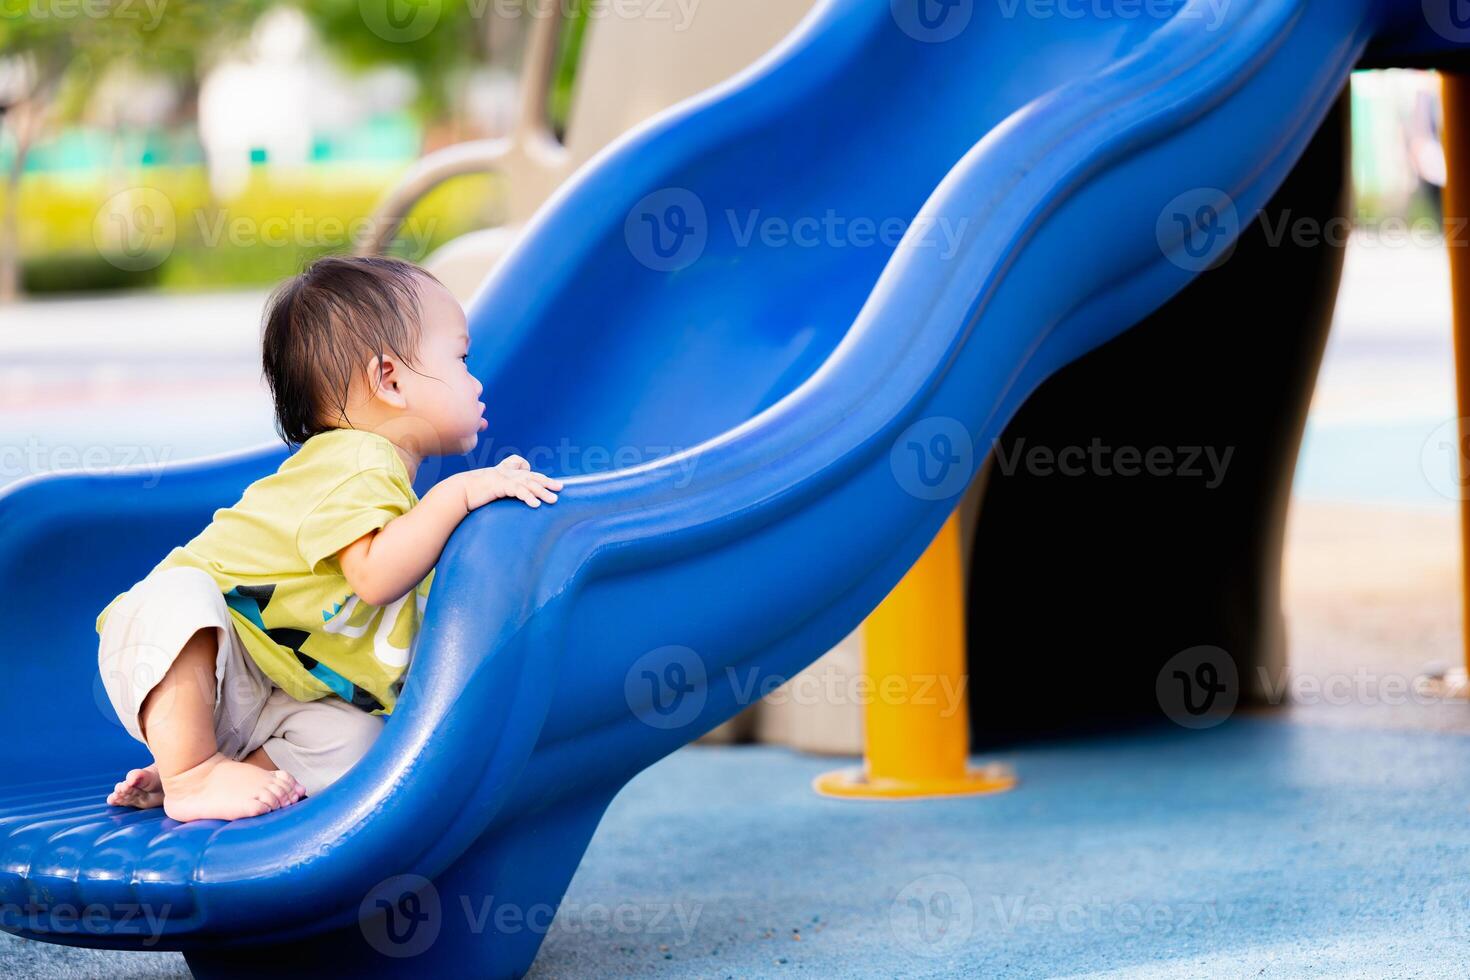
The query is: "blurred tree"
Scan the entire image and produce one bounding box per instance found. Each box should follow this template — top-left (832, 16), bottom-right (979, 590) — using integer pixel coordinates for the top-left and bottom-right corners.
top-left (548, 0), bottom-right (592, 140)
top-left (296, 0), bottom-right (491, 122)
top-left (0, 14), bottom-right (69, 301)
top-left (0, 0), bottom-right (270, 300)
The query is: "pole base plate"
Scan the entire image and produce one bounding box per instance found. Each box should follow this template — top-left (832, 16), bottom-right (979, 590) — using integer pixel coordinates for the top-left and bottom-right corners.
top-left (812, 763), bottom-right (1017, 800)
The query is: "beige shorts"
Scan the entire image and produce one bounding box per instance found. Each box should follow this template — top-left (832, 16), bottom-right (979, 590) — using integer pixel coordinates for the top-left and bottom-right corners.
top-left (97, 565), bottom-right (383, 796)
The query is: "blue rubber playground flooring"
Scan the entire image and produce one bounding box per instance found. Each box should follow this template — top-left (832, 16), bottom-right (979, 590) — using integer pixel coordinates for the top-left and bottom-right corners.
top-left (7, 715), bottom-right (1470, 978)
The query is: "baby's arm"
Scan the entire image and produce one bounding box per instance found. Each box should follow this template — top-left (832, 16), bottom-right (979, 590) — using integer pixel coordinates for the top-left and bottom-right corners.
top-left (337, 455), bottom-right (562, 606)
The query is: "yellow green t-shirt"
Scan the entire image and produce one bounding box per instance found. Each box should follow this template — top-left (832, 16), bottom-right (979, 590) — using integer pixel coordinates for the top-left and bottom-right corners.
top-left (96, 427), bottom-right (433, 715)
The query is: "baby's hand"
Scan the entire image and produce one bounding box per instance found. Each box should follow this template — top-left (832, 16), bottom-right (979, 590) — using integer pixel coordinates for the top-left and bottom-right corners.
top-left (459, 456), bottom-right (562, 511)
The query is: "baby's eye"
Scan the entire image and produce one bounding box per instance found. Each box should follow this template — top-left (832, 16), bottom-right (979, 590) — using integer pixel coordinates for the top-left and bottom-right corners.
top-left (460, 354), bottom-right (469, 363)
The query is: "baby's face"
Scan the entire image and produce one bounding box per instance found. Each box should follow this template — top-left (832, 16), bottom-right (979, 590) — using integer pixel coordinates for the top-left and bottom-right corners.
top-left (398, 278), bottom-right (487, 456)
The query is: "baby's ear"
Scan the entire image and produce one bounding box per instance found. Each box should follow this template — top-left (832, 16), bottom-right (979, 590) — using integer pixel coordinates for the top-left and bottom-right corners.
top-left (366, 353), bottom-right (409, 409)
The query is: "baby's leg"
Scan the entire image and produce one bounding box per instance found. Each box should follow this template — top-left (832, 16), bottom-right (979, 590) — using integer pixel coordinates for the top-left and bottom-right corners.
top-left (139, 627), bottom-right (305, 822)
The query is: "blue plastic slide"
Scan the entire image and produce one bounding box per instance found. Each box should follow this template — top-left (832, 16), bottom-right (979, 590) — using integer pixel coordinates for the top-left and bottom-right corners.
top-left (0, 0), bottom-right (1459, 975)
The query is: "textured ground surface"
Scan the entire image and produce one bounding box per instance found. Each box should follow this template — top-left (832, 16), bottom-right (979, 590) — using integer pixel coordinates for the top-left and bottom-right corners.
top-left (11, 719), bottom-right (1470, 978)
top-left (531, 719), bottom-right (1470, 978)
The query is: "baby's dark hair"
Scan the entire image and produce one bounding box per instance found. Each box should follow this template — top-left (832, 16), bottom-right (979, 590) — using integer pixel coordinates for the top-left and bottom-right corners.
top-left (261, 255), bottom-right (439, 446)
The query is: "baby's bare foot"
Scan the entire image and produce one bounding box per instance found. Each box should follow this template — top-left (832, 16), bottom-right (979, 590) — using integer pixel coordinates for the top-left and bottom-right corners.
top-left (107, 765), bottom-right (164, 809)
top-left (161, 754), bottom-right (306, 823)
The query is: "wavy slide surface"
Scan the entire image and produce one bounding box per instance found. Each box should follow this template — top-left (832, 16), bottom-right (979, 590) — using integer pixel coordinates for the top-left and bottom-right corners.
top-left (0, 0), bottom-right (1439, 975)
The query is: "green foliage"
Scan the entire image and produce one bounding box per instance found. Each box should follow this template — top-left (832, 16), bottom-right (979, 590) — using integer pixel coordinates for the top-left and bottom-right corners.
top-left (1, 1), bottom-right (525, 294)
top-left (293, 0), bottom-right (488, 118)
top-left (0, 0), bottom-right (270, 114)
top-left (0, 0), bottom-right (490, 120)
top-left (547, 0), bottom-right (592, 139)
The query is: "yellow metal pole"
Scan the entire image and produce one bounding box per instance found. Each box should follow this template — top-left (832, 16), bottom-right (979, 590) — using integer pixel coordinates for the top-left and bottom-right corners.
top-left (813, 511), bottom-right (1015, 799)
top-left (1442, 72), bottom-right (1470, 678)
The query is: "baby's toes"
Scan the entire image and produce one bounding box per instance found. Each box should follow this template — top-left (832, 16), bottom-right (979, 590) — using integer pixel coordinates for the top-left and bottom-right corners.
top-left (268, 772), bottom-right (300, 805)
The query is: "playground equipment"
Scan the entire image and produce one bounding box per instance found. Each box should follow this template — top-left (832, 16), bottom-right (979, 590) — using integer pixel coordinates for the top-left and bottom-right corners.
top-left (1439, 75), bottom-right (1470, 689)
top-left (4, 0), bottom-right (1468, 976)
top-left (363, 0), bottom-right (815, 302)
top-left (813, 512), bottom-right (1016, 799)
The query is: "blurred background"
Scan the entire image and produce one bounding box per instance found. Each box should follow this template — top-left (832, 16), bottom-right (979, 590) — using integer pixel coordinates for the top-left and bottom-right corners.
top-left (0, 0), bottom-right (572, 295)
top-left (1, 4), bottom-right (1464, 723)
top-left (1, 0), bottom-right (592, 466)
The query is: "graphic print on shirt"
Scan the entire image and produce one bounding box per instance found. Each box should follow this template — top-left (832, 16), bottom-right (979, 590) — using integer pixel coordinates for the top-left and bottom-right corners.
top-left (320, 589), bottom-right (428, 670)
top-left (224, 583), bottom-right (387, 713)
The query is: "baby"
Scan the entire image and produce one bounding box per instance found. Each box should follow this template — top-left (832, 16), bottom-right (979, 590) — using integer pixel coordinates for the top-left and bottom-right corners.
top-left (94, 256), bottom-right (562, 823)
